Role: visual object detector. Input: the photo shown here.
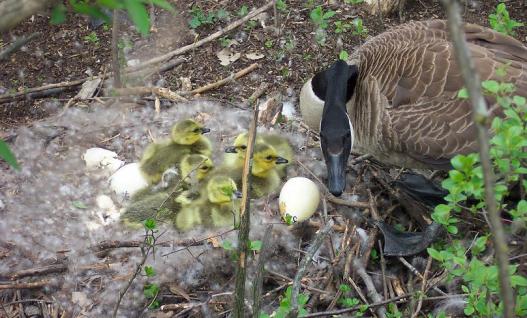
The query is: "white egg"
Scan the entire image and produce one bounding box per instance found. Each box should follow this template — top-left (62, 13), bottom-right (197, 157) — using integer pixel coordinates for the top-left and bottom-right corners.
top-left (279, 177), bottom-right (320, 223)
top-left (83, 147), bottom-right (124, 173)
top-left (109, 162), bottom-right (148, 199)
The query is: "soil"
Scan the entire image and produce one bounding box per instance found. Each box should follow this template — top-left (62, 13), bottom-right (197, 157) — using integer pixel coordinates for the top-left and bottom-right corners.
top-left (0, 0), bottom-right (526, 317)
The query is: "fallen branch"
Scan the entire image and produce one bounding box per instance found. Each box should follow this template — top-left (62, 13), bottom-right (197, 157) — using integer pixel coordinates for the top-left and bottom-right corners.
top-left (188, 63), bottom-right (259, 96)
top-left (233, 100), bottom-right (260, 318)
top-left (441, 1), bottom-right (514, 317)
top-left (9, 263), bottom-right (67, 280)
top-left (243, 82), bottom-right (269, 108)
top-left (353, 258), bottom-right (386, 317)
top-left (125, 1), bottom-right (274, 73)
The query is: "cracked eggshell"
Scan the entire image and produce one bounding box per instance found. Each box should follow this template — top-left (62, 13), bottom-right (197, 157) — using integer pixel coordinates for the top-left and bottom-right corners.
top-left (279, 177), bottom-right (320, 223)
top-left (109, 162), bottom-right (148, 199)
top-left (83, 147), bottom-right (124, 173)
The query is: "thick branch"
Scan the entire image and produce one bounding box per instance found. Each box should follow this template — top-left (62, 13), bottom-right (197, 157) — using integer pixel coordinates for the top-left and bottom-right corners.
top-left (441, 0), bottom-right (514, 317)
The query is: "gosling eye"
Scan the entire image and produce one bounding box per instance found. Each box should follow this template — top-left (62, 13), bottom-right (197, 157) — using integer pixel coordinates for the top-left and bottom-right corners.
top-left (193, 128), bottom-right (201, 133)
top-left (266, 155), bottom-right (273, 161)
top-left (240, 145), bottom-right (247, 150)
top-left (200, 166), bottom-right (209, 171)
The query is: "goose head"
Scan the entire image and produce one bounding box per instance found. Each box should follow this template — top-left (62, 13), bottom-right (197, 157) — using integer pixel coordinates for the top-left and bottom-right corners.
top-left (207, 176), bottom-right (243, 204)
top-left (171, 119), bottom-right (211, 145)
top-left (300, 60), bottom-right (358, 196)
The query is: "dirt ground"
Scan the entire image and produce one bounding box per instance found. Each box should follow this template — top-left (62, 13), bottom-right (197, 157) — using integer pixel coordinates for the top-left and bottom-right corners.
top-left (1, 0), bottom-right (526, 317)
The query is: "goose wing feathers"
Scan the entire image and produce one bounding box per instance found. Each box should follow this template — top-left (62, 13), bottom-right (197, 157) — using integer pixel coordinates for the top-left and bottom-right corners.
top-left (354, 20), bottom-right (527, 168)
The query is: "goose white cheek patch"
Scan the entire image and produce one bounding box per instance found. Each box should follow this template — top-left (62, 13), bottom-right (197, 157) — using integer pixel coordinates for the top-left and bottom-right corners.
top-left (346, 113), bottom-right (355, 153)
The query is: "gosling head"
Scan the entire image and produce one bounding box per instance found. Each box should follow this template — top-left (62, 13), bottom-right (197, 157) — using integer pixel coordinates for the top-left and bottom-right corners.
top-left (225, 132), bottom-right (264, 163)
top-left (301, 60), bottom-right (358, 196)
top-left (252, 143), bottom-right (288, 178)
top-left (180, 154), bottom-right (214, 181)
top-left (171, 119), bottom-right (211, 145)
top-left (207, 176), bottom-right (243, 204)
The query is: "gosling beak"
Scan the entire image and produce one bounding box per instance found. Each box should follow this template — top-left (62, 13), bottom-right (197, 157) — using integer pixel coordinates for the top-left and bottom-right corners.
top-left (201, 127), bottom-right (211, 134)
top-left (326, 152), bottom-right (347, 196)
top-left (225, 146), bottom-right (238, 153)
top-left (275, 157), bottom-right (289, 164)
top-left (233, 190), bottom-right (243, 199)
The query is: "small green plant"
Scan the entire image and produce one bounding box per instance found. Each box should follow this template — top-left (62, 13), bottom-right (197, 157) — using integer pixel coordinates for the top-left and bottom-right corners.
top-left (189, 6), bottom-right (229, 29)
top-left (309, 6), bottom-right (336, 30)
top-left (238, 5), bottom-right (249, 17)
top-left (338, 284), bottom-right (361, 308)
top-left (142, 219), bottom-right (161, 309)
top-left (488, 3), bottom-right (523, 36)
top-left (219, 36), bottom-right (231, 47)
top-left (334, 20), bottom-right (352, 34)
top-left (260, 286), bottom-right (309, 318)
top-left (83, 31), bottom-right (99, 44)
top-left (244, 19), bottom-right (258, 31)
top-left (249, 240), bottom-right (262, 251)
top-left (264, 39), bottom-right (274, 48)
top-left (430, 73), bottom-right (527, 316)
top-left (276, 0), bottom-right (288, 12)
top-left (0, 140), bottom-right (19, 171)
top-left (386, 303), bottom-right (403, 318)
top-left (351, 18), bottom-right (368, 37)
top-left (344, 0), bottom-right (364, 4)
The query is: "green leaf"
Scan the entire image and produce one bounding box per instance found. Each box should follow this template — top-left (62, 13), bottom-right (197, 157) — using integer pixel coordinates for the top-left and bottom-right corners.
top-left (322, 10), bottom-right (336, 19)
top-left (482, 80), bottom-right (500, 94)
top-left (464, 304), bottom-right (475, 315)
top-left (339, 284), bottom-right (352, 292)
top-left (222, 240), bottom-right (234, 250)
top-left (427, 247), bottom-right (443, 261)
top-left (0, 140), bottom-right (20, 170)
top-left (50, 4), bottom-right (67, 24)
top-left (150, 0), bottom-right (175, 12)
top-left (72, 201), bottom-right (88, 209)
top-left (143, 283), bottom-right (160, 299)
top-left (514, 95), bottom-right (526, 106)
top-left (511, 275), bottom-right (527, 287)
top-left (144, 218), bottom-right (156, 230)
top-left (339, 50), bottom-right (349, 61)
top-left (249, 240), bottom-right (262, 251)
top-left (447, 225), bottom-right (458, 234)
top-left (457, 88), bottom-right (469, 99)
top-left (124, 0), bottom-right (150, 36)
top-left (472, 235), bottom-right (488, 255)
top-left (238, 5), bottom-right (249, 17)
top-left (144, 265), bottom-right (155, 277)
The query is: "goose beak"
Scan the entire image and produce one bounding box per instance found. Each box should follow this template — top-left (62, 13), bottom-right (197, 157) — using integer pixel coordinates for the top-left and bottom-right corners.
top-left (275, 157), bottom-right (289, 164)
top-left (201, 127), bottom-right (211, 134)
top-left (225, 146), bottom-right (238, 153)
top-left (326, 152), bottom-right (347, 196)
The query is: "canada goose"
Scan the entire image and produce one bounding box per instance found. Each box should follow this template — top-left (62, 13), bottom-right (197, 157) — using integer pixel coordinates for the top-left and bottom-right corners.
top-left (223, 142), bottom-right (289, 198)
top-left (140, 119), bottom-right (212, 184)
top-left (224, 132), bottom-right (293, 176)
top-left (179, 154), bottom-right (214, 187)
top-left (174, 176), bottom-right (242, 231)
top-left (299, 20), bottom-right (527, 196)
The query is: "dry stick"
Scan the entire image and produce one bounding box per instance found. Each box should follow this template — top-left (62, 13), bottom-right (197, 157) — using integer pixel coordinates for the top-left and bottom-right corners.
top-left (361, 190), bottom-right (380, 266)
top-left (233, 102), bottom-right (259, 318)
top-left (0, 32), bottom-right (40, 60)
top-left (378, 240), bottom-right (388, 301)
top-left (252, 225), bottom-right (273, 318)
top-left (288, 220), bottom-right (334, 318)
top-left (441, 1), bottom-right (514, 316)
top-left (188, 63), bottom-right (259, 95)
top-left (399, 257), bottom-right (446, 296)
top-left (243, 82), bottom-right (269, 108)
top-left (353, 258), bottom-right (387, 318)
top-left (9, 263), bottom-right (67, 280)
top-left (412, 256), bottom-right (433, 318)
top-left (111, 9), bottom-right (122, 88)
top-left (113, 87), bottom-right (187, 101)
top-left (125, 1), bottom-right (274, 73)
top-left (0, 280), bottom-right (49, 290)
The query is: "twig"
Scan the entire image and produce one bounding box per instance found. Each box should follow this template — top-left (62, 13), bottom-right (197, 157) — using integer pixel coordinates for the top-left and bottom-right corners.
top-left (0, 280), bottom-right (50, 290)
top-left (379, 240), bottom-right (388, 300)
top-left (398, 257), bottom-right (446, 296)
top-left (243, 82), bottom-right (269, 108)
top-left (361, 190), bottom-right (380, 266)
top-left (161, 228), bottom-right (235, 257)
top-left (125, 1), bottom-right (274, 73)
top-left (188, 63), bottom-right (259, 95)
top-left (353, 258), bottom-right (386, 317)
top-left (111, 9), bottom-right (121, 88)
top-left (266, 270), bottom-right (331, 295)
top-left (441, 1), bottom-right (514, 316)
top-left (233, 101), bottom-right (260, 318)
top-left (113, 87), bottom-right (187, 101)
top-left (252, 225), bottom-right (273, 318)
top-left (0, 32), bottom-right (40, 60)
top-left (288, 220), bottom-right (334, 317)
top-left (412, 256), bottom-right (433, 318)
